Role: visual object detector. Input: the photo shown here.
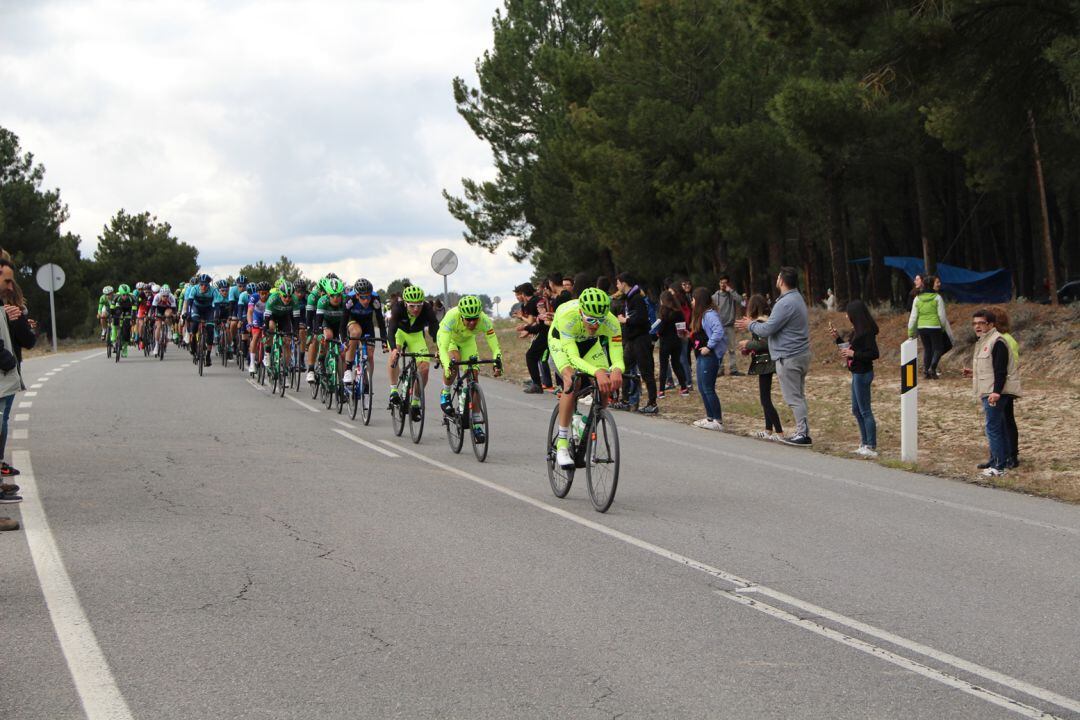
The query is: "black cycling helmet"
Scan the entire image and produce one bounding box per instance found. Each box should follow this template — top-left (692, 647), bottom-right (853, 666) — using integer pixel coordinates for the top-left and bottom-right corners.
top-left (354, 278), bottom-right (373, 295)
top-left (197, 273), bottom-right (212, 285)
top-left (236, 274), bottom-right (248, 285)
top-left (189, 276), bottom-right (199, 284)
top-left (294, 279), bottom-right (308, 293)
top-left (256, 281), bottom-right (271, 291)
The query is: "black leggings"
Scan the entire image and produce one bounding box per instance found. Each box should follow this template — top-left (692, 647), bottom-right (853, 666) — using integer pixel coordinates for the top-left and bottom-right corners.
top-left (917, 328), bottom-right (945, 374)
top-left (658, 336), bottom-right (687, 390)
top-left (1004, 395), bottom-right (1019, 461)
top-left (759, 373), bottom-right (783, 434)
top-left (525, 332), bottom-right (550, 387)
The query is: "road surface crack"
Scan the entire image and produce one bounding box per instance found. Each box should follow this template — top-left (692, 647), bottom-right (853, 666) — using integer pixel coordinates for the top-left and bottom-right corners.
top-left (264, 514), bottom-right (356, 572)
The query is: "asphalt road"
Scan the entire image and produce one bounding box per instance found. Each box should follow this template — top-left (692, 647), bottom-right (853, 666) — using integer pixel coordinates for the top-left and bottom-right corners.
top-left (4, 345), bottom-right (1080, 719)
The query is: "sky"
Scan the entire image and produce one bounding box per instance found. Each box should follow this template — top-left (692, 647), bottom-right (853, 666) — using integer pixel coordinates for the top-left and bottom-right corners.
top-left (0, 0), bottom-right (530, 305)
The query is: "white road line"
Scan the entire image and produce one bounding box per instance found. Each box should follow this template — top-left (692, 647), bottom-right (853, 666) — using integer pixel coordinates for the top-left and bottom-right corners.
top-left (714, 590), bottom-right (1061, 719)
top-left (14, 413), bottom-right (29, 422)
top-left (285, 394), bottom-right (320, 413)
top-left (24, 391), bottom-right (38, 397)
top-left (13, 428), bottom-right (28, 440)
top-left (13, 450), bottom-right (135, 720)
top-left (45, 372), bottom-right (56, 376)
top-left (84, 352), bottom-right (105, 360)
top-left (30, 384), bottom-right (43, 389)
top-left (19, 401), bottom-right (32, 409)
top-left (36, 377), bottom-right (50, 382)
top-left (377, 437), bottom-right (1079, 718)
top-left (332, 428), bottom-right (399, 458)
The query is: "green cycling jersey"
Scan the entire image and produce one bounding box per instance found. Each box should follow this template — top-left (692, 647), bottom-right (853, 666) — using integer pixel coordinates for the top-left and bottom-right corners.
top-left (548, 299), bottom-right (625, 376)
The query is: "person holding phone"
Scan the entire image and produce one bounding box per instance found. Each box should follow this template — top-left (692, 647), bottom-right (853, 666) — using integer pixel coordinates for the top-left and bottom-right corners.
top-left (831, 300), bottom-right (880, 458)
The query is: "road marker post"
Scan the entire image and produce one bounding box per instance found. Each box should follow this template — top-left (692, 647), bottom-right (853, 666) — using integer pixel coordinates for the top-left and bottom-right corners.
top-left (900, 338), bottom-right (918, 463)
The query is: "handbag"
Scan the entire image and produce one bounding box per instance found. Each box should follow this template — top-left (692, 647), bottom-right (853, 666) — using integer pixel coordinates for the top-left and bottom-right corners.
top-left (747, 349), bottom-right (775, 376)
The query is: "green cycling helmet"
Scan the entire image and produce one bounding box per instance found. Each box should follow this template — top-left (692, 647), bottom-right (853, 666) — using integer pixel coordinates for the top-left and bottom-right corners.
top-left (117, 283), bottom-right (132, 295)
top-left (457, 295), bottom-right (482, 319)
top-left (402, 285), bottom-right (425, 304)
top-left (321, 277), bottom-right (345, 296)
top-left (578, 287), bottom-right (611, 318)
top-left (276, 278), bottom-right (294, 295)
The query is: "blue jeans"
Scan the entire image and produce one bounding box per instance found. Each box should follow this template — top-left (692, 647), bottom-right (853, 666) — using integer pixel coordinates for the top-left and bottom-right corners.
top-left (696, 353), bottom-right (722, 421)
top-left (0, 393), bottom-right (14, 461)
top-left (851, 371), bottom-right (876, 448)
top-left (982, 396), bottom-right (1009, 471)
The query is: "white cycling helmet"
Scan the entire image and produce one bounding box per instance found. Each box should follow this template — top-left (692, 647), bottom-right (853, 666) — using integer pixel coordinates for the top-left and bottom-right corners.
top-left (135, 282), bottom-right (146, 290)
top-left (161, 284), bottom-right (171, 294)
top-left (102, 285), bottom-right (114, 295)
top-left (150, 283), bottom-right (160, 294)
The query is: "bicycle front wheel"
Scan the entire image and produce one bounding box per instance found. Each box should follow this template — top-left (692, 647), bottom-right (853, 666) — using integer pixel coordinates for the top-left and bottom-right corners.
top-left (360, 360), bottom-right (375, 426)
top-left (391, 378), bottom-right (406, 437)
top-left (585, 407), bottom-right (620, 513)
top-left (408, 371), bottom-right (425, 444)
top-left (446, 388), bottom-right (465, 454)
top-left (546, 405), bottom-right (574, 498)
top-left (469, 382), bottom-right (490, 463)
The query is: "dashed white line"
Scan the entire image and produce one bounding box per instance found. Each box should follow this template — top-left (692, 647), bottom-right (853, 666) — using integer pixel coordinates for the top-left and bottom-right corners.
top-left (23, 391), bottom-right (36, 397)
top-left (12, 428), bottom-right (28, 440)
top-left (30, 384), bottom-right (43, 389)
top-left (332, 427), bottom-right (399, 458)
top-left (14, 413), bottom-right (29, 422)
top-left (19, 401), bottom-right (32, 409)
top-left (36, 377), bottom-right (50, 382)
top-left (13, 450), bottom-right (135, 720)
top-left (285, 394), bottom-right (321, 414)
top-left (377, 435), bottom-right (1078, 719)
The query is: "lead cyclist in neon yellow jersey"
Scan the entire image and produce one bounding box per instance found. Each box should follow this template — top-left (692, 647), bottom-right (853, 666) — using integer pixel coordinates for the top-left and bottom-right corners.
top-left (437, 295), bottom-right (503, 416)
top-left (548, 287), bottom-right (625, 468)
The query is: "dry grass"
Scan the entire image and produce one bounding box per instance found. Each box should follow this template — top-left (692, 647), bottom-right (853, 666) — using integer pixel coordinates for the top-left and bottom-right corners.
top-left (23, 336), bottom-right (102, 359)
top-left (495, 302), bottom-right (1080, 504)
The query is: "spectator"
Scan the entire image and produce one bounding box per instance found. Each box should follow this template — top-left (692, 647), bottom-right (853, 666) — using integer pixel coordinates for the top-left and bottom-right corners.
top-left (670, 279), bottom-right (693, 389)
top-left (823, 288), bottom-right (837, 312)
top-left (679, 278), bottom-right (695, 381)
top-left (986, 306), bottom-right (1021, 469)
top-left (561, 276), bottom-right (574, 295)
top-left (962, 309), bottom-right (1021, 478)
top-left (616, 272), bottom-right (658, 414)
top-left (656, 290), bottom-right (689, 399)
top-left (548, 274), bottom-right (572, 311)
top-left (515, 282), bottom-right (549, 394)
top-left (735, 266), bottom-right (812, 446)
top-left (907, 274), bottom-right (953, 379)
top-left (711, 274), bottom-right (744, 376)
top-left (571, 272), bottom-right (592, 299)
top-left (831, 300), bottom-right (880, 458)
top-left (433, 298), bottom-right (446, 320)
top-left (0, 258), bottom-right (33, 510)
top-left (596, 276), bottom-right (612, 295)
top-left (689, 287), bottom-right (726, 430)
top-left (739, 294), bottom-right (783, 440)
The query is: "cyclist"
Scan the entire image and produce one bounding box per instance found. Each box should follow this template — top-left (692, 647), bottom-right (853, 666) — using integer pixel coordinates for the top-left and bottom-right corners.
top-left (291, 279), bottom-right (309, 356)
top-left (548, 288), bottom-right (625, 468)
top-left (246, 281), bottom-right (270, 374)
top-left (342, 278), bottom-right (388, 385)
top-left (109, 283), bottom-right (137, 355)
top-left (134, 282), bottom-right (153, 349)
top-left (306, 276), bottom-right (347, 383)
top-left (151, 284), bottom-right (177, 352)
top-left (187, 274), bottom-right (222, 366)
top-left (264, 278), bottom-right (295, 373)
top-left (97, 286), bottom-right (115, 340)
top-left (172, 282), bottom-right (187, 344)
top-left (386, 285), bottom-right (439, 418)
top-left (437, 296), bottom-right (503, 430)
top-left (226, 274), bottom-right (247, 352)
top-left (237, 281), bottom-right (253, 364)
top-left (180, 275), bottom-right (199, 344)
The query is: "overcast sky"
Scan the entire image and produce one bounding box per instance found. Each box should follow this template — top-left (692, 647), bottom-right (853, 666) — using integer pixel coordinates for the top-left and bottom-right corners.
top-left (1, 0), bottom-right (529, 303)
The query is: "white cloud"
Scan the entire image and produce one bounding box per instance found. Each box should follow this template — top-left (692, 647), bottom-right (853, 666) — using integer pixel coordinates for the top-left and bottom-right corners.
top-left (0, 0), bottom-right (529, 297)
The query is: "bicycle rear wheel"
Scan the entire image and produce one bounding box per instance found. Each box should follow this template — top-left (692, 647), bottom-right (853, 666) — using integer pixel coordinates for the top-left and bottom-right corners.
top-left (310, 361), bottom-right (321, 399)
top-left (197, 333), bottom-right (205, 376)
top-left (391, 377), bottom-right (406, 437)
top-left (585, 407), bottom-right (620, 513)
top-left (469, 382), bottom-right (490, 462)
top-left (546, 406), bottom-right (574, 497)
top-left (408, 371), bottom-right (425, 444)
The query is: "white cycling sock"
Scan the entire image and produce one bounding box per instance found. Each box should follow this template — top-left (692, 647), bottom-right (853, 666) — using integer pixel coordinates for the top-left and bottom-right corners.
top-left (558, 427), bottom-right (569, 439)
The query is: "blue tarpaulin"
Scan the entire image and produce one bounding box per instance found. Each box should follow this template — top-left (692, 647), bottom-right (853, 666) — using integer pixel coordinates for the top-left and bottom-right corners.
top-left (852, 256), bottom-right (1013, 303)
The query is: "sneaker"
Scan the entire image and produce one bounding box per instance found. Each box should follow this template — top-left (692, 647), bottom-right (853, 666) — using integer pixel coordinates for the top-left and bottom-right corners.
top-left (638, 404), bottom-right (658, 415)
top-left (679, 387), bottom-right (690, 397)
top-left (980, 467), bottom-right (1005, 478)
top-left (693, 418), bottom-right (722, 431)
top-left (657, 390), bottom-right (666, 399)
top-left (0, 516), bottom-right (19, 531)
top-left (555, 438), bottom-right (574, 468)
top-left (0, 491), bottom-right (23, 504)
top-left (771, 433), bottom-right (784, 442)
top-left (780, 433), bottom-right (813, 447)
top-left (1, 463), bottom-right (20, 477)
top-left (753, 430), bottom-right (772, 440)
top-left (1005, 456), bottom-right (1020, 469)
top-left (306, 370), bottom-right (316, 383)
top-left (522, 383), bottom-right (543, 394)
top-left (440, 389), bottom-right (453, 415)
top-left (976, 459), bottom-right (995, 470)
top-left (343, 368), bottom-right (355, 384)
top-left (851, 445), bottom-right (867, 455)
top-left (0, 483), bottom-right (19, 494)
top-left (860, 448), bottom-right (879, 458)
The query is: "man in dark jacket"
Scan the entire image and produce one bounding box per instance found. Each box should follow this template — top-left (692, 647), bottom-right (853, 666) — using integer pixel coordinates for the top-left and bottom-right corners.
top-left (616, 272), bottom-right (657, 414)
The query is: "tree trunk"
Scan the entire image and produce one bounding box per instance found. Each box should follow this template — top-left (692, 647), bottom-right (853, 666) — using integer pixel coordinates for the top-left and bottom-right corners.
top-left (1017, 190), bottom-right (1036, 297)
top-left (768, 215), bottom-right (785, 272)
top-left (1029, 110), bottom-right (1059, 304)
top-left (866, 203), bottom-right (888, 304)
top-left (914, 163), bottom-right (935, 276)
top-left (798, 215), bottom-right (815, 306)
top-left (824, 169), bottom-right (849, 306)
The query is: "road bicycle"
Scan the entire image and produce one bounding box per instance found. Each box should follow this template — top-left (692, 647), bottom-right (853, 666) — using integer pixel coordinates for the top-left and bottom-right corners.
top-left (444, 356), bottom-right (500, 462)
top-left (311, 339), bottom-right (346, 412)
top-left (193, 320), bottom-right (209, 377)
top-left (545, 371), bottom-right (622, 513)
top-left (389, 351), bottom-right (435, 443)
top-left (347, 337), bottom-right (385, 424)
top-left (290, 336), bottom-right (304, 394)
top-left (155, 317), bottom-right (169, 361)
top-left (267, 331), bottom-right (296, 398)
top-left (141, 318), bottom-right (153, 358)
top-left (216, 319), bottom-right (230, 368)
top-left (112, 317), bottom-right (131, 363)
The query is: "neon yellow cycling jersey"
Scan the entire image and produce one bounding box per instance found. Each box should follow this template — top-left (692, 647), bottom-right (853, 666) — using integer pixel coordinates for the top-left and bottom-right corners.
top-left (548, 299), bottom-right (625, 375)
top-left (436, 307), bottom-right (501, 359)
